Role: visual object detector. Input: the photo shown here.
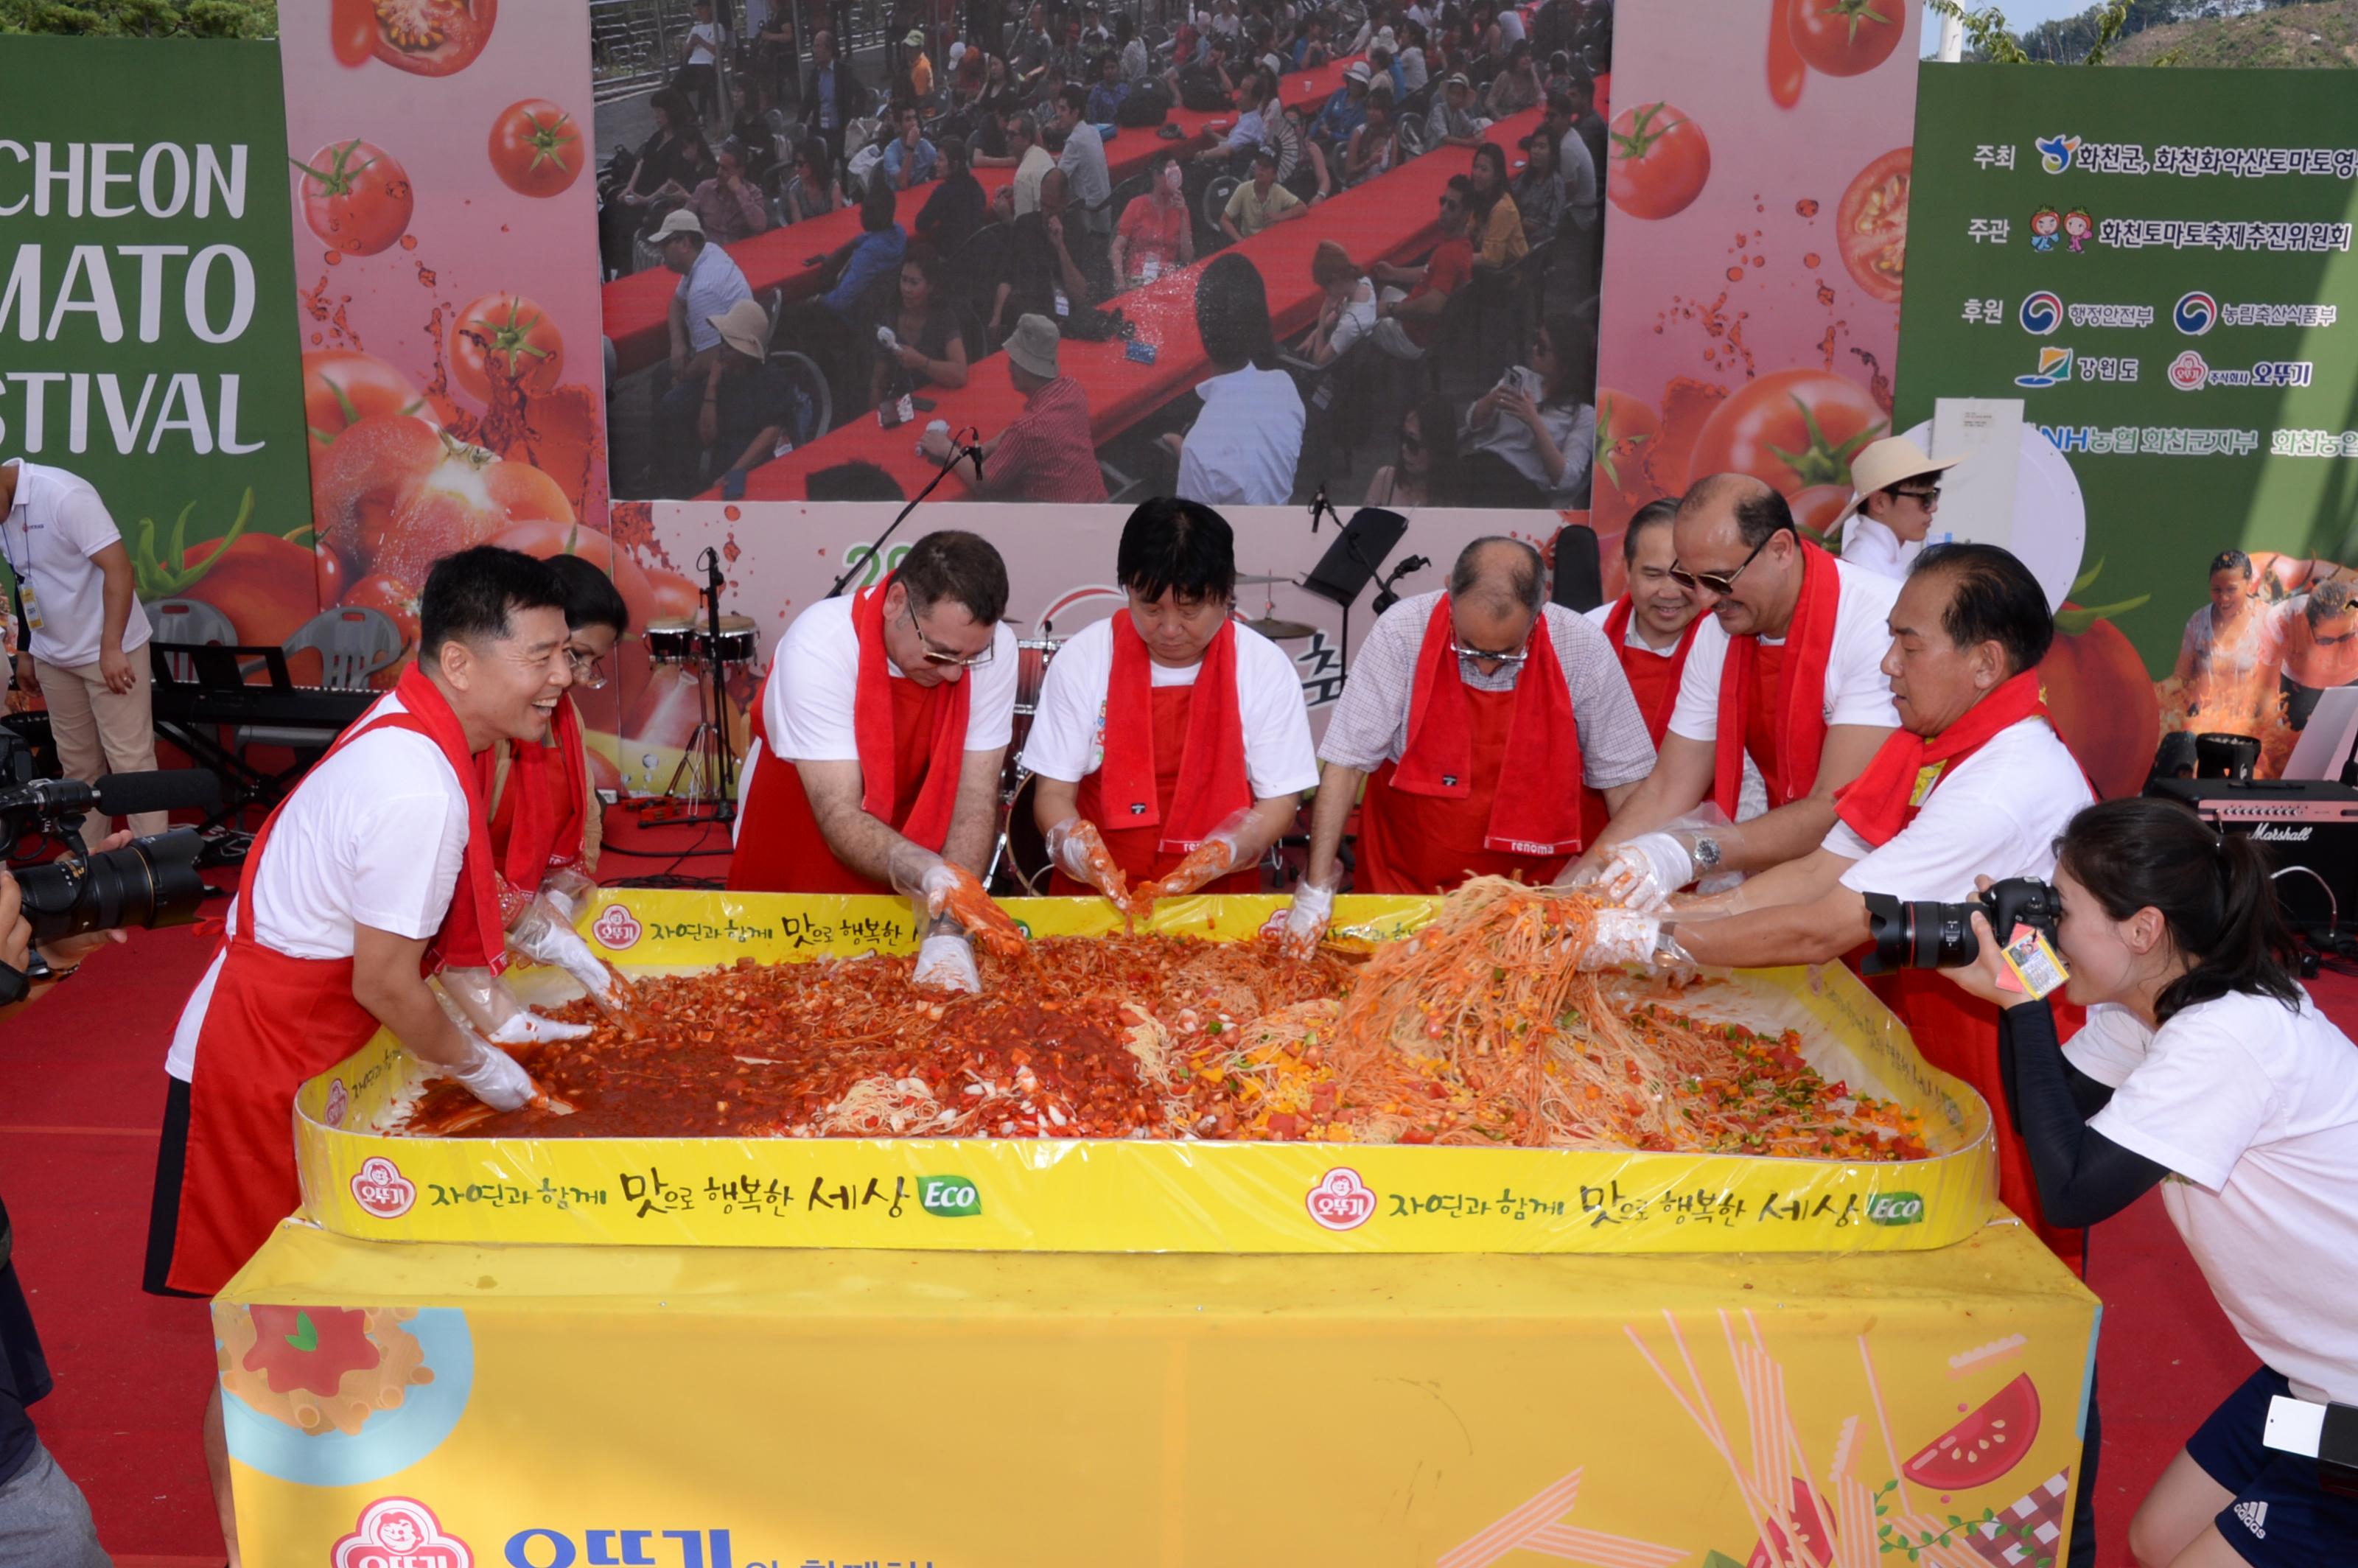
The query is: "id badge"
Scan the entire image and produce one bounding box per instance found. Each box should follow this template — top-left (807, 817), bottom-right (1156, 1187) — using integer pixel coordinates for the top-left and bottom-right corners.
top-left (1996, 923), bottom-right (2069, 999)
top-left (1053, 285), bottom-right (1071, 318)
top-left (16, 578), bottom-right (41, 633)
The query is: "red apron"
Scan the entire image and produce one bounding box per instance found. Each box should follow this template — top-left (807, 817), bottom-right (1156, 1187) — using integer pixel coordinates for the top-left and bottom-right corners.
top-left (728, 676), bottom-right (951, 894)
top-left (1600, 595), bottom-right (1697, 746)
top-left (1864, 969), bottom-right (2087, 1264)
top-left (1056, 684), bottom-right (1259, 895)
top-left (168, 706), bottom-right (454, 1295)
top-left (1743, 643), bottom-right (1787, 805)
top-left (489, 690), bottom-right (590, 888)
top-left (1358, 687), bottom-right (1570, 892)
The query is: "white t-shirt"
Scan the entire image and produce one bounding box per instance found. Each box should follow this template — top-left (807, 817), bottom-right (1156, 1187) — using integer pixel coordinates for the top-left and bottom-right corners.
top-left (1496, 8), bottom-right (1527, 43)
top-left (2064, 989), bottom-right (2358, 1405)
top-left (1667, 558), bottom-right (1903, 773)
top-left (1839, 514), bottom-right (1920, 582)
top-left (1821, 717), bottom-right (2091, 902)
top-left (1, 458), bottom-right (154, 670)
top-left (165, 693), bottom-right (470, 1081)
top-left (686, 20), bottom-right (721, 64)
top-left (1018, 614), bottom-right (1320, 798)
top-left (736, 594), bottom-right (1019, 837)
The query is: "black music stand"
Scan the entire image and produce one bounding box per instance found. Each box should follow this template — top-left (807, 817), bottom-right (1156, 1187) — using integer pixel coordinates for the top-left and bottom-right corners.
top-left (150, 642), bottom-right (315, 830)
top-left (1299, 506), bottom-right (1407, 673)
top-left (1550, 524), bottom-right (1604, 613)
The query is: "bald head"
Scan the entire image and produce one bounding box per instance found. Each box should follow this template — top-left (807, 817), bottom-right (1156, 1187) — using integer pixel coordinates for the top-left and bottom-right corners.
top-left (1677, 472), bottom-right (1791, 547)
top-left (1449, 537), bottom-right (1545, 617)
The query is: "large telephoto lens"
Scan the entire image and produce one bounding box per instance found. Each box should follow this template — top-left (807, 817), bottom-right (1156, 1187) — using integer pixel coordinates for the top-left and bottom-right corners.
top-left (17, 829), bottom-right (209, 944)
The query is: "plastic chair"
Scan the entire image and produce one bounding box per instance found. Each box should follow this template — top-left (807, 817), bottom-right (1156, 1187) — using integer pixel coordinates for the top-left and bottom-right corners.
top-left (1202, 173), bottom-right (1240, 239)
top-left (286, 606), bottom-right (405, 691)
top-left (769, 351), bottom-right (833, 452)
top-left (1550, 524), bottom-right (1603, 613)
top-left (947, 222), bottom-right (1011, 318)
top-left (146, 599), bottom-right (236, 682)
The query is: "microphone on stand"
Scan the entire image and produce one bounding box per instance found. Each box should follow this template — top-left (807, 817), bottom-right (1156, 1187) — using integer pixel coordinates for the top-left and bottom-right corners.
top-left (962, 425), bottom-right (987, 483)
top-left (1308, 481), bottom-right (1330, 533)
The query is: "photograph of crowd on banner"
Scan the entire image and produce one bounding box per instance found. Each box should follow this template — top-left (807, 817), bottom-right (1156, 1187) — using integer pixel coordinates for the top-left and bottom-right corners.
top-left (595, 0), bottom-right (1615, 508)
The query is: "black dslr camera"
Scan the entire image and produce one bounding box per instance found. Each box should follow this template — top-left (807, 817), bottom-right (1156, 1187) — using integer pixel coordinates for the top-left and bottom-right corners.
top-left (1859, 877), bottom-right (2062, 974)
top-left (1, 731), bottom-right (210, 951)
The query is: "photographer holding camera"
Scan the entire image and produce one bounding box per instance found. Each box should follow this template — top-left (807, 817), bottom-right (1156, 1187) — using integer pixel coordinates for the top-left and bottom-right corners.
top-left (1939, 797), bottom-right (2358, 1568)
top-left (1662, 544), bottom-right (2094, 1253)
top-left (0, 865), bottom-right (123, 1566)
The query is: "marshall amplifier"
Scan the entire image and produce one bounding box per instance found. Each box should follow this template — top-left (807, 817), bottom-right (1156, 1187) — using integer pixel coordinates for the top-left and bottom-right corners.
top-left (2146, 777), bottom-right (2358, 940)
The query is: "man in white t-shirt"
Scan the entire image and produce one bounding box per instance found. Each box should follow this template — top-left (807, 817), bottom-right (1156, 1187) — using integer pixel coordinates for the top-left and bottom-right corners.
top-left (2, 458), bottom-right (164, 847)
top-left (1021, 499), bottom-right (1317, 913)
top-left (728, 531), bottom-right (1021, 988)
top-left (147, 547), bottom-right (580, 1567)
top-left (1657, 545), bottom-right (2094, 1259)
top-left (1571, 472), bottom-right (1901, 901)
top-left (1836, 435), bottom-right (1962, 583)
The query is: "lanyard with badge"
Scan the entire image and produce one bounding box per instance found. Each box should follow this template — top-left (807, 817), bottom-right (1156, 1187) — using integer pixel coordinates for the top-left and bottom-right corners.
top-left (1, 486), bottom-right (40, 643)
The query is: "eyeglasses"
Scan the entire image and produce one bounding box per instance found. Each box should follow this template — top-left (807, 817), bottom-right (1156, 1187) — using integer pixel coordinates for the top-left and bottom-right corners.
top-left (904, 602), bottom-right (998, 668)
top-left (2315, 625), bottom-right (2358, 646)
top-left (565, 648), bottom-right (611, 690)
top-left (1449, 624), bottom-right (1534, 672)
top-left (1669, 526), bottom-right (1790, 598)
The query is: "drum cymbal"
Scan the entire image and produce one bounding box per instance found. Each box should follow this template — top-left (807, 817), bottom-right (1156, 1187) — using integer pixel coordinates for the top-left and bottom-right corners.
top-left (1243, 616), bottom-right (1318, 640)
top-left (1234, 573), bottom-right (1295, 586)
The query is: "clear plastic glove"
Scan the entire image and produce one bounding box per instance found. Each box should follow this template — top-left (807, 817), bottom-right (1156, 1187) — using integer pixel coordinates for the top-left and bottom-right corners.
top-left (912, 931), bottom-right (981, 993)
top-left (1589, 832), bottom-right (1694, 913)
top-left (1136, 806), bottom-right (1257, 903)
top-left (435, 967), bottom-right (595, 1045)
top-left (1279, 866), bottom-right (1342, 960)
top-left (888, 841), bottom-right (1026, 957)
top-left (508, 896), bottom-right (634, 1015)
top-left (1044, 816), bottom-right (1133, 911)
top-left (438, 1029), bottom-right (537, 1111)
top-left (1573, 907), bottom-right (1693, 972)
top-left (540, 864), bottom-right (600, 922)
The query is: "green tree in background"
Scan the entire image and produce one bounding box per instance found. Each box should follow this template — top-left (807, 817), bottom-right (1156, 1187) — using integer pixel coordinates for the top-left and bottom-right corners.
top-left (1933, 0), bottom-right (2329, 63)
top-left (0, 0), bottom-right (276, 36)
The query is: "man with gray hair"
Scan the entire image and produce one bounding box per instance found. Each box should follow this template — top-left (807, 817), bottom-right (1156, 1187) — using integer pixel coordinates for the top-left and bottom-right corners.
top-left (1284, 537), bottom-right (1655, 945)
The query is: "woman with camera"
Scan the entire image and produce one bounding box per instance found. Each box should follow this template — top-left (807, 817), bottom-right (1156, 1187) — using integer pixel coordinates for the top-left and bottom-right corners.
top-left (1942, 796), bottom-right (2358, 1568)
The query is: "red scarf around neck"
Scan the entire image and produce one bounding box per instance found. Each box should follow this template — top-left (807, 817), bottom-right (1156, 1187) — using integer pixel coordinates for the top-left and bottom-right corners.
top-left (853, 579), bottom-right (970, 849)
top-left (488, 690), bottom-right (590, 892)
top-left (1391, 595), bottom-right (1585, 855)
top-left (1834, 669), bottom-right (2054, 847)
top-left (1098, 613), bottom-right (1252, 850)
top-left (1600, 593), bottom-right (1699, 739)
top-left (1715, 537), bottom-right (1841, 818)
top-left (390, 664), bottom-right (511, 974)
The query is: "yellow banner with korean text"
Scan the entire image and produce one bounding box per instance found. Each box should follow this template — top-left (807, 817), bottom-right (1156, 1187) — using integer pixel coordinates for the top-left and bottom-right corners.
top-left (293, 892), bottom-right (1998, 1256)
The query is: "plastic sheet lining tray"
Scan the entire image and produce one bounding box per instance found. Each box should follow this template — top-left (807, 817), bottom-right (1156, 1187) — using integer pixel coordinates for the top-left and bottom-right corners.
top-left (293, 891), bottom-right (1997, 1253)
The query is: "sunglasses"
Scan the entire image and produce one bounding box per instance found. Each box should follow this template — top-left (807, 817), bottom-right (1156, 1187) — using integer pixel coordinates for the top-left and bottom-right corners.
top-left (565, 648), bottom-right (611, 690)
top-left (905, 602), bottom-right (998, 668)
top-left (1891, 483), bottom-right (1942, 504)
top-left (2315, 625), bottom-right (2358, 646)
top-left (1669, 526), bottom-right (1790, 598)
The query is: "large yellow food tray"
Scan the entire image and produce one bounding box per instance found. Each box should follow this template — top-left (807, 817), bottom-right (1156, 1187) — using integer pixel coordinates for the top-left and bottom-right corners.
top-left (292, 891), bottom-right (1996, 1253)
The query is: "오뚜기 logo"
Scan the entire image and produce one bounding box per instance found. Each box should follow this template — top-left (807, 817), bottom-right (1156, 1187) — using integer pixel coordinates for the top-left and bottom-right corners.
top-left (350, 1157), bottom-right (416, 1219)
top-left (2175, 291), bottom-right (2218, 335)
top-left (332, 1497), bottom-right (472, 1567)
top-left (1306, 1168), bottom-right (1378, 1231)
top-left (323, 1077), bottom-right (350, 1130)
top-left (2169, 350), bottom-right (2211, 391)
top-left (590, 903), bottom-right (643, 951)
top-left (2019, 291), bottom-right (2063, 335)
top-left (2035, 133), bottom-right (2082, 174)
top-left (2015, 346), bottom-right (2075, 388)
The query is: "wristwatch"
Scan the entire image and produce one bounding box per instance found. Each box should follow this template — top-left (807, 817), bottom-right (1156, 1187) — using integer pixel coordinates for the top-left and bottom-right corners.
top-left (1689, 834), bottom-right (1724, 873)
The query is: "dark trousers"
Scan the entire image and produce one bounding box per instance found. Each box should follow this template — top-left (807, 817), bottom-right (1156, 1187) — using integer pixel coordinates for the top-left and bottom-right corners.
top-left (675, 62), bottom-right (721, 125)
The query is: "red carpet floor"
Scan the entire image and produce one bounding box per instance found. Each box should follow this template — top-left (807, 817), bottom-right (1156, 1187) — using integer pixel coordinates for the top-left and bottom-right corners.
top-left (0, 853), bottom-right (2293, 1564)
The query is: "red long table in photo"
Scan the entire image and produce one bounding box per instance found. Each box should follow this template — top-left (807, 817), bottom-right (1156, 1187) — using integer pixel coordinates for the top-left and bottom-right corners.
top-left (604, 56), bottom-right (1364, 378)
top-left (710, 108), bottom-right (1547, 502)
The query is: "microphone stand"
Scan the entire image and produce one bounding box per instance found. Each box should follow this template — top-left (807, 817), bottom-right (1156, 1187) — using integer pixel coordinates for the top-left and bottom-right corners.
top-left (661, 546), bottom-right (742, 824)
top-left (825, 428), bottom-right (984, 598)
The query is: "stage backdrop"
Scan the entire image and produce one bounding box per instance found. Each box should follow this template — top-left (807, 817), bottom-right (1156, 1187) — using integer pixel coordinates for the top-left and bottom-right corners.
top-left (0, 36), bottom-right (312, 645)
top-left (1590, 0), bottom-right (1924, 587)
top-left (273, 0), bottom-right (615, 722)
top-left (604, 499), bottom-right (1529, 793)
top-left (1900, 63), bottom-right (2358, 776)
